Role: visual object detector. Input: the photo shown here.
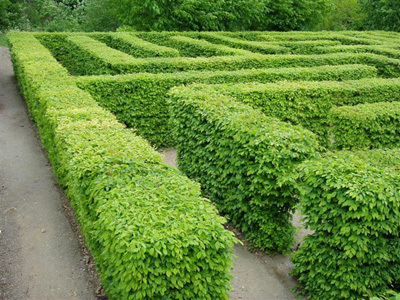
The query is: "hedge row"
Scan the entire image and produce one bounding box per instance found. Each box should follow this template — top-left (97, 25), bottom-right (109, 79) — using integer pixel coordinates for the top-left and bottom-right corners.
top-left (167, 36), bottom-right (252, 57)
top-left (292, 149), bottom-right (400, 300)
top-left (36, 33), bottom-right (400, 77)
top-left (92, 32), bottom-right (180, 58)
top-left (8, 31), bottom-right (236, 300)
top-left (329, 101), bottom-right (400, 150)
top-left (201, 33), bottom-right (342, 54)
top-left (36, 33), bottom-right (116, 76)
top-left (195, 78), bottom-right (400, 146)
top-left (313, 45), bottom-right (400, 59)
top-left (258, 32), bottom-right (385, 45)
top-left (77, 64), bottom-right (377, 147)
top-left (169, 86), bottom-right (320, 253)
top-left (200, 32), bottom-right (289, 54)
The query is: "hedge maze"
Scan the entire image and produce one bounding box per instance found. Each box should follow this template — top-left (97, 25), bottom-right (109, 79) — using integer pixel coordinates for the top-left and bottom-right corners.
top-left (8, 30), bottom-right (400, 299)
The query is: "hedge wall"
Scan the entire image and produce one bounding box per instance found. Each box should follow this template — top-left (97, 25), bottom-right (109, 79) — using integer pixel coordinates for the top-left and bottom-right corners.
top-left (8, 31), bottom-right (236, 300)
top-left (169, 86), bottom-right (320, 253)
top-left (92, 33), bottom-right (181, 58)
top-left (36, 32), bottom-right (400, 76)
top-left (77, 64), bottom-right (377, 147)
top-left (292, 149), bottom-right (400, 300)
top-left (194, 78), bottom-right (400, 146)
top-left (329, 101), bottom-right (400, 150)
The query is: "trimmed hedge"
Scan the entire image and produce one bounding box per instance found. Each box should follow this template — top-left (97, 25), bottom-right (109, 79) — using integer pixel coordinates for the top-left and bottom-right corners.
top-left (77, 64), bottom-right (377, 147)
top-left (313, 45), bottom-right (400, 59)
top-left (92, 33), bottom-right (181, 58)
top-left (169, 86), bottom-right (320, 253)
top-left (200, 32), bottom-right (289, 54)
top-left (258, 32), bottom-right (384, 45)
top-left (36, 33), bottom-right (116, 76)
top-left (201, 33), bottom-right (342, 54)
top-left (8, 31), bottom-right (236, 300)
top-left (329, 101), bottom-right (400, 150)
top-left (292, 149), bottom-right (400, 300)
top-left (36, 33), bottom-right (400, 77)
top-left (192, 78), bottom-right (400, 146)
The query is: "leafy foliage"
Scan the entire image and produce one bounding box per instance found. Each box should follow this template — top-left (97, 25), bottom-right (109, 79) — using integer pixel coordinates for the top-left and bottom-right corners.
top-left (0, 0), bottom-right (20, 31)
top-left (169, 87), bottom-right (320, 253)
top-left (292, 149), bottom-right (400, 299)
top-left (195, 77), bottom-right (400, 146)
top-left (111, 0), bottom-right (330, 31)
top-left (361, 0), bottom-right (400, 31)
top-left (8, 31), bottom-right (236, 300)
top-left (330, 101), bottom-right (400, 149)
top-left (76, 63), bottom-right (377, 147)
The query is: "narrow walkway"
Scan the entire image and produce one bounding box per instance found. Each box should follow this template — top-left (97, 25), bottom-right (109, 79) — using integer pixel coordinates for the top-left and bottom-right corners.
top-left (162, 149), bottom-right (302, 300)
top-left (0, 47), bottom-right (96, 299)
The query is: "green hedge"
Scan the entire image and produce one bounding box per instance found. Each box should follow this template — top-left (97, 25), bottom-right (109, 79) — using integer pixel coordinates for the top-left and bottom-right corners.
top-left (329, 101), bottom-right (400, 150)
top-left (77, 64), bottom-right (377, 147)
top-left (167, 36), bottom-right (252, 57)
top-left (292, 149), bottom-right (400, 300)
top-left (169, 86), bottom-right (320, 253)
top-left (8, 31), bottom-right (236, 300)
top-left (193, 78), bottom-right (400, 146)
top-left (313, 45), bottom-right (400, 59)
top-left (36, 33), bottom-right (116, 76)
top-left (258, 32), bottom-right (384, 45)
top-left (200, 32), bottom-right (289, 54)
top-left (92, 33), bottom-right (180, 58)
top-left (201, 33), bottom-right (342, 54)
top-left (36, 33), bottom-right (400, 76)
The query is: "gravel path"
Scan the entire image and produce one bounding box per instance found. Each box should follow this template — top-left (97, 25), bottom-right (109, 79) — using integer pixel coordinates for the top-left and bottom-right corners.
top-left (0, 47), bottom-right (96, 300)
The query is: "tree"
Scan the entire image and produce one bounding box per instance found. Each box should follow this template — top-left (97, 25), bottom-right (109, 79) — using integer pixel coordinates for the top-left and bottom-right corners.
top-left (321, 0), bottom-right (364, 30)
top-left (0, 0), bottom-right (21, 31)
top-left (111, 0), bottom-right (331, 31)
top-left (360, 0), bottom-right (400, 31)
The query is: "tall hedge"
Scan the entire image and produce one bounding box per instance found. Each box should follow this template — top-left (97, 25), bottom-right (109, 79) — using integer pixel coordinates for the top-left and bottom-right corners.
top-left (77, 64), bottom-right (377, 147)
top-left (8, 31), bottom-right (236, 300)
top-left (170, 86), bottom-right (320, 253)
top-left (194, 78), bottom-right (400, 146)
top-left (292, 149), bottom-right (400, 300)
top-left (329, 101), bottom-right (400, 149)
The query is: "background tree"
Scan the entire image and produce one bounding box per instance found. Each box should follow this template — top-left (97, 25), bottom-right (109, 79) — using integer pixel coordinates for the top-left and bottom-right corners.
top-left (0, 0), bottom-right (21, 31)
top-left (360, 0), bottom-right (400, 31)
top-left (321, 0), bottom-right (365, 30)
top-left (112, 0), bottom-right (331, 31)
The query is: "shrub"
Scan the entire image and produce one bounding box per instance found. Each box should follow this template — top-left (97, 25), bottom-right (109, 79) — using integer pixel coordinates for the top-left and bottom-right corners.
top-left (329, 101), bottom-right (400, 149)
top-left (8, 31), bottom-right (236, 300)
top-left (92, 33), bottom-right (180, 58)
top-left (292, 149), bottom-right (400, 300)
top-left (169, 86), bottom-right (320, 253)
top-left (193, 78), bottom-right (400, 146)
top-left (37, 32), bottom-right (400, 76)
top-left (77, 64), bottom-right (377, 147)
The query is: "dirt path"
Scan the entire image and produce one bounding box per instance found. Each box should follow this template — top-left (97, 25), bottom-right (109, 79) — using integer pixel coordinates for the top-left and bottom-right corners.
top-left (162, 149), bottom-right (306, 300)
top-left (0, 47), bottom-right (96, 299)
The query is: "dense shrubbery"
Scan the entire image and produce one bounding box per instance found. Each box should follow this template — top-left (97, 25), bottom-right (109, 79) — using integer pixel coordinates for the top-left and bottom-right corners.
top-left (329, 101), bottom-right (400, 149)
top-left (292, 149), bottom-right (400, 299)
top-left (170, 86), bottom-right (319, 253)
top-left (192, 78), bottom-right (400, 146)
top-left (8, 31), bottom-right (236, 300)
top-left (77, 63), bottom-right (376, 147)
top-left (8, 30), bottom-right (400, 299)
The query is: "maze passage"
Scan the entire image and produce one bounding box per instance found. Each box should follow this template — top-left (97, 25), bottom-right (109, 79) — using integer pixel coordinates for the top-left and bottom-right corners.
top-left (8, 30), bottom-right (400, 300)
